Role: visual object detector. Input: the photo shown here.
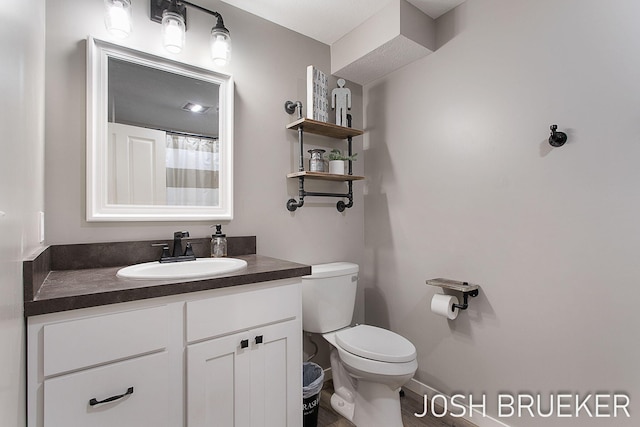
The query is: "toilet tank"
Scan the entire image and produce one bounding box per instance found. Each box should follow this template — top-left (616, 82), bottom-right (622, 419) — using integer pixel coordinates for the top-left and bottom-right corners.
top-left (301, 262), bottom-right (359, 333)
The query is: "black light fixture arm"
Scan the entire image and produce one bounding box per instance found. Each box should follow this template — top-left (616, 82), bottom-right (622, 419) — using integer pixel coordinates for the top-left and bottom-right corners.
top-left (180, 1), bottom-right (218, 17)
top-left (151, 0), bottom-right (228, 32)
top-left (165, 0), bottom-right (184, 15)
top-left (181, 1), bottom-right (228, 32)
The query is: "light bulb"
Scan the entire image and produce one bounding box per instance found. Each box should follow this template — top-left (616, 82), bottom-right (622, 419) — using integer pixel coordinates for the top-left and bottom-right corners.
top-left (104, 0), bottom-right (132, 39)
top-left (210, 30), bottom-right (231, 66)
top-left (162, 11), bottom-right (185, 54)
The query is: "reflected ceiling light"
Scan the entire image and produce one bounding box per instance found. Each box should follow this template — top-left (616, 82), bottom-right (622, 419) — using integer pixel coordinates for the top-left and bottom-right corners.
top-left (104, 0), bottom-right (132, 38)
top-left (182, 102), bottom-right (210, 113)
top-left (150, 0), bottom-right (232, 66)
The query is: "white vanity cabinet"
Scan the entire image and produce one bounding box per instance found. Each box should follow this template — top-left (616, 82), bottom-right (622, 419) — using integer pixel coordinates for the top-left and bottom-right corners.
top-left (186, 283), bottom-right (302, 427)
top-left (27, 278), bottom-right (303, 427)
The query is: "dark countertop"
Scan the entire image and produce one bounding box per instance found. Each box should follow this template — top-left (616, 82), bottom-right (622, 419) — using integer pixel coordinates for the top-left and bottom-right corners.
top-left (23, 237), bottom-right (311, 317)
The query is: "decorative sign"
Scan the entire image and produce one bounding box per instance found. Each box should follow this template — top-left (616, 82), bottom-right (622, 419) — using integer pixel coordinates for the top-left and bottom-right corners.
top-left (306, 65), bottom-right (329, 122)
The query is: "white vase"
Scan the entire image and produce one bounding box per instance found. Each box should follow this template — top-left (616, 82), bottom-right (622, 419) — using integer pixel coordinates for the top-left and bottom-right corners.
top-left (329, 160), bottom-right (345, 175)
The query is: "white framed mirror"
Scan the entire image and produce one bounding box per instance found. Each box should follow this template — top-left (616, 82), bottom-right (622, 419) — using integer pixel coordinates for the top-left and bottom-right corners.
top-left (86, 37), bottom-right (233, 221)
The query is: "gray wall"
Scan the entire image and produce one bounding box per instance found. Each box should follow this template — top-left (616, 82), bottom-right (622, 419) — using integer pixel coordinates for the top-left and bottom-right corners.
top-left (0, 0), bottom-right (45, 425)
top-left (44, 0), bottom-right (365, 368)
top-left (39, 1), bottom-right (640, 425)
top-left (363, 0), bottom-right (640, 425)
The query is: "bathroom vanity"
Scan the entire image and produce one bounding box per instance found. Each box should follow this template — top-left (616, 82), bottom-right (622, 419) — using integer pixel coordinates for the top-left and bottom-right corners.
top-left (24, 237), bottom-right (310, 427)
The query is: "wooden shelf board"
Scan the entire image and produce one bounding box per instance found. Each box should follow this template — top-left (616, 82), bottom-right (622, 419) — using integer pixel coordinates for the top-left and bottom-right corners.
top-left (286, 118), bottom-right (364, 139)
top-left (426, 278), bottom-right (480, 293)
top-left (287, 171), bottom-right (365, 182)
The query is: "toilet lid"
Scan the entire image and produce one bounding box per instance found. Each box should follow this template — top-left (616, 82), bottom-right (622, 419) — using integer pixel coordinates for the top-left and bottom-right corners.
top-left (335, 325), bottom-right (416, 363)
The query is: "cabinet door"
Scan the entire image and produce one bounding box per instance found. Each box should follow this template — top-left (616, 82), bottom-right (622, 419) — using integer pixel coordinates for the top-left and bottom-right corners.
top-left (187, 320), bottom-right (302, 427)
top-left (249, 320), bottom-right (302, 427)
top-left (43, 352), bottom-right (170, 427)
top-left (187, 331), bottom-right (252, 427)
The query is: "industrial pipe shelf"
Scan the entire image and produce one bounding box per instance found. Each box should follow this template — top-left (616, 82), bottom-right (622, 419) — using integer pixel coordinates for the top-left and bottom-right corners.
top-left (284, 104), bottom-right (364, 213)
top-left (286, 171), bottom-right (365, 181)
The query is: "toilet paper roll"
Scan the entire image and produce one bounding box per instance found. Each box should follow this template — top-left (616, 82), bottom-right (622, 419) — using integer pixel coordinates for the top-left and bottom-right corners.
top-left (431, 294), bottom-right (459, 320)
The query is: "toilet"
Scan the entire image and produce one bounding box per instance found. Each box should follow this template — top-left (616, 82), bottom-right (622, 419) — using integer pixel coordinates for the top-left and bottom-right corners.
top-left (302, 262), bottom-right (418, 427)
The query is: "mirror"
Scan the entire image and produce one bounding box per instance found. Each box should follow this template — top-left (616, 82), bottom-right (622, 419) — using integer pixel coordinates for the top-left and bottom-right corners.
top-left (87, 37), bottom-right (234, 221)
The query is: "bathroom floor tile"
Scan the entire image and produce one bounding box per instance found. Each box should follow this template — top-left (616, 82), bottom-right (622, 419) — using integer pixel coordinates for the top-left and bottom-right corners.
top-left (317, 380), bottom-right (479, 427)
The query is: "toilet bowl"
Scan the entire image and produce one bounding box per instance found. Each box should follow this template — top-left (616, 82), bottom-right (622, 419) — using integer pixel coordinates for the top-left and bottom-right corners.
top-left (302, 263), bottom-right (418, 427)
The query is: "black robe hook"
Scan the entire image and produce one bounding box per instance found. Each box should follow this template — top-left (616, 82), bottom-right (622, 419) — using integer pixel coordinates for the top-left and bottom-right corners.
top-left (549, 124), bottom-right (567, 147)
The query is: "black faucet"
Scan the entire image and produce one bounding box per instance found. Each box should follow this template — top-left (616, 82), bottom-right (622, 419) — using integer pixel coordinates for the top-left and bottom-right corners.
top-left (152, 231), bottom-right (196, 263)
top-left (172, 231), bottom-right (190, 257)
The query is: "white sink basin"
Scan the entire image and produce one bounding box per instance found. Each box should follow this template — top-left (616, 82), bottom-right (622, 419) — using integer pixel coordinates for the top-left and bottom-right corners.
top-left (117, 258), bottom-right (248, 280)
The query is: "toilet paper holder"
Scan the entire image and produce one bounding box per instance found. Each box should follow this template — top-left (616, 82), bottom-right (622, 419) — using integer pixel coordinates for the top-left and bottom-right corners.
top-left (426, 278), bottom-right (480, 311)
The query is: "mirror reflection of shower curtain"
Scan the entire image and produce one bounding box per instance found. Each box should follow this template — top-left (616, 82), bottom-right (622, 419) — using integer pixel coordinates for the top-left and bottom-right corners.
top-left (165, 134), bottom-right (219, 206)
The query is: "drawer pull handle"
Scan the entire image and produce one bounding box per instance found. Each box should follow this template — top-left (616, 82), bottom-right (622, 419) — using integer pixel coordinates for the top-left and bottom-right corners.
top-left (89, 386), bottom-right (134, 406)
top-left (255, 335), bottom-right (263, 344)
top-left (240, 339), bottom-right (249, 349)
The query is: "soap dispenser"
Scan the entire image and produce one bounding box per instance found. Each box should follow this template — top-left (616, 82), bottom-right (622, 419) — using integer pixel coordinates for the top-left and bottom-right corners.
top-left (211, 224), bottom-right (227, 257)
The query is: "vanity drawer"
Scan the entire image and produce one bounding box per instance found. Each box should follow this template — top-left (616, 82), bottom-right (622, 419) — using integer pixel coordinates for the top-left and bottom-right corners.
top-left (186, 282), bottom-right (300, 343)
top-left (43, 305), bottom-right (168, 377)
top-left (44, 351), bottom-right (169, 427)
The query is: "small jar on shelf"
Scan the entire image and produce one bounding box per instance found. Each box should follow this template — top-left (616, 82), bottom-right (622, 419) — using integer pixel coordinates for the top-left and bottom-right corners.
top-left (308, 149), bottom-right (326, 172)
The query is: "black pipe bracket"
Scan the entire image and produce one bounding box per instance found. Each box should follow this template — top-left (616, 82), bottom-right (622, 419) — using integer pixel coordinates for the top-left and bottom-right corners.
top-left (549, 124), bottom-right (568, 147)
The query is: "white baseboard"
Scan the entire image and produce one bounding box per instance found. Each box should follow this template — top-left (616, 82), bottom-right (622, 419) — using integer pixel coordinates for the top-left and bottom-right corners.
top-left (323, 369), bottom-right (507, 427)
top-left (403, 378), bottom-right (511, 427)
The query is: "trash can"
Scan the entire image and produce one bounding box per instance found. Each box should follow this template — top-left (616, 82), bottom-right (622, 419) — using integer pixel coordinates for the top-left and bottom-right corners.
top-left (302, 362), bottom-right (324, 427)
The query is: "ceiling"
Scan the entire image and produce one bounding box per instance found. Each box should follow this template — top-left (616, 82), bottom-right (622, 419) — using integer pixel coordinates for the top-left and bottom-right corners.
top-left (218, 0), bottom-right (466, 45)
top-left (109, 57), bottom-right (220, 137)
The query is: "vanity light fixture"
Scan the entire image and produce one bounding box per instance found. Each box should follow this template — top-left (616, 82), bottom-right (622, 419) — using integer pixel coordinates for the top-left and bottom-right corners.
top-left (104, 0), bottom-right (132, 39)
top-left (150, 0), bottom-right (232, 66)
top-left (209, 12), bottom-right (231, 66)
top-left (162, 1), bottom-right (186, 54)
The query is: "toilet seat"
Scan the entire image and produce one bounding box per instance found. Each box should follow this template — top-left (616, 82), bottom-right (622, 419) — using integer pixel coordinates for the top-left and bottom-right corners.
top-left (323, 326), bottom-right (418, 378)
top-left (335, 325), bottom-right (416, 363)
top-left (334, 344), bottom-right (418, 377)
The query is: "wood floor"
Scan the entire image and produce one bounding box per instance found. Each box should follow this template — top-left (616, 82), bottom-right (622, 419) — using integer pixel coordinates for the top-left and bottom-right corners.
top-left (316, 380), bottom-right (478, 427)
